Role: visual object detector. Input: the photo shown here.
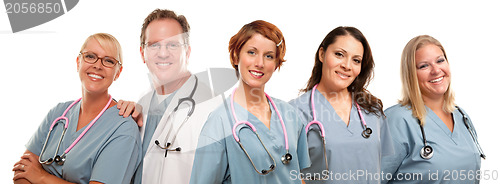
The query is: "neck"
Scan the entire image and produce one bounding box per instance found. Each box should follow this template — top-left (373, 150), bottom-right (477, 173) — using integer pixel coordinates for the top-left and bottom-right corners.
top-left (234, 82), bottom-right (268, 109)
top-left (80, 90), bottom-right (111, 114)
top-left (154, 73), bottom-right (191, 95)
top-left (316, 81), bottom-right (351, 103)
top-left (422, 95), bottom-right (445, 113)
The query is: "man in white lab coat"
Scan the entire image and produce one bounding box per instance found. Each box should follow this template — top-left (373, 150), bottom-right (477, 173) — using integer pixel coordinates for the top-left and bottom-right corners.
top-left (132, 9), bottom-right (236, 184)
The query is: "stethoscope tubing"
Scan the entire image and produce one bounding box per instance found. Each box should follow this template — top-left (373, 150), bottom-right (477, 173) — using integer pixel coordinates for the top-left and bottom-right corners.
top-left (155, 76), bottom-right (198, 153)
top-left (230, 88), bottom-right (289, 151)
top-left (39, 95), bottom-right (113, 165)
top-left (230, 88), bottom-right (292, 174)
top-left (65, 96), bottom-right (112, 154)
top-left (418, 106), bottom-right (485, 160)
top-left (305, 84), bottom-right (370, 136)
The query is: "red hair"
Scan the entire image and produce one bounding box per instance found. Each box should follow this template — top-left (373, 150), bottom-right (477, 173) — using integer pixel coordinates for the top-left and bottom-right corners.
top-left (228, 20), bottom-right (286, 74)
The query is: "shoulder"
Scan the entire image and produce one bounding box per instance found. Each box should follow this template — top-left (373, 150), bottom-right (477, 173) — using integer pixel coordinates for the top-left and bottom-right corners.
top-left (43, 100), bottom-right (79, 119)
top-left (288, 91), bottom-right (311, 108)
top-left (271, 96), bottom-right (298, 113)
top-left (454, 105), bottom-right (469, 116)
top-left (52, 100), bottom-right (77, 112)
top-left (207, 100), bottom-right (231, 120)
top-left (201, 99), bottom-right (232, 132)
top-left (384, 104), bottom-right (413, 119)
top-left (100, 106), bottom-right (140, 138)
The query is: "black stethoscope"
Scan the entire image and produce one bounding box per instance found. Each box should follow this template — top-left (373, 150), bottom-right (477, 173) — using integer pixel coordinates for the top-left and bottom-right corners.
top-left (418, 106), bottom-right (485, 160)
top-left (304, 85), bottom-right (372, 180)
top-left (154, 76), bottom-right (198, 157)
top-left (230, 88), bottom-right (292, 175)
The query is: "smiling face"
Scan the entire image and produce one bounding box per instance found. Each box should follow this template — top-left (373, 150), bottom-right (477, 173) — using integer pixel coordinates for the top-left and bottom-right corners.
top-left (236, 33), bottom-right (277, 90)
top-left (77, 38), bottom-right (122, 95)
top-left (319, 35), bottom-right (363, 92)
top-left (415, 43), bottom-right (450, 100)
top-left (141, 19), bottom-right (190, 88)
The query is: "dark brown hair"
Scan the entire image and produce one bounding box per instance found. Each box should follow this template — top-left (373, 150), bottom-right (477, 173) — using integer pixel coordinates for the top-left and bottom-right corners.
top-left (303, 26), bottom-right (383, 116)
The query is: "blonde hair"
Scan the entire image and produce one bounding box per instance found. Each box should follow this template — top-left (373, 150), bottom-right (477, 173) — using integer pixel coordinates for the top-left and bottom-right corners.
top-left (80, 33), bottom-right (123, 65)
top-left (399, 35), bottom-right (455, 125)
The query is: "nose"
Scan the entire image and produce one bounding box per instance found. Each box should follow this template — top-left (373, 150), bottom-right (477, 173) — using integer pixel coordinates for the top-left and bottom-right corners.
top-left (93, 58), bottom-right (104, 69)
top-left (157, 46), bottom-right (171, 59)
top-left (430, 64), bottom-right (440, 75)
top-left (255, 55), bottom-right (264, 68)
top-left (340, 58), bottom-right (352, 71)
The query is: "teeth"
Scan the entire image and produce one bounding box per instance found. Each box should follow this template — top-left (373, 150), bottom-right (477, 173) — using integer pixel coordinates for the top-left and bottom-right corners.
top-left (430, 77), bottom-right (444, 83)
top-left (250, 71), bottom-right (263, 76)
top-left (336, 71), bottom-right (349, 78)
top-left (157, 63), bottom-right (171, 66)
top-left (88, 74), bottom-right (103, 79)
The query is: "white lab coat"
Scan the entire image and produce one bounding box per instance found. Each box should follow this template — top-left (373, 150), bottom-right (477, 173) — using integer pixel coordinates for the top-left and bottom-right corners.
top-left (137, 72), bottom-right (232, 184)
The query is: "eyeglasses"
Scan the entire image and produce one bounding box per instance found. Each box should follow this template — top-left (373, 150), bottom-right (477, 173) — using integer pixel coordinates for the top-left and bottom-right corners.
top-left (79, 52), bottom-right (121, 68)
top-left (144, 42), bottom-right (186, 52)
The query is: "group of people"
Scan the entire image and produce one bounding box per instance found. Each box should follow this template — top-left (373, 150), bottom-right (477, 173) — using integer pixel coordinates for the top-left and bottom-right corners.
top-left (12, 8), bottom-right (484, 184)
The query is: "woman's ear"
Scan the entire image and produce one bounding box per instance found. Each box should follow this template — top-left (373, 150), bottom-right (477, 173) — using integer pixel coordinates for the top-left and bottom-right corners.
top-left (114, 66), bottom-right (123, 81)
top-left (318, 47), bottom-right (325, 63)
top-left (76, 56), bottom-right (80, 72)
top-left (232, 52), bottom-right (239, 66)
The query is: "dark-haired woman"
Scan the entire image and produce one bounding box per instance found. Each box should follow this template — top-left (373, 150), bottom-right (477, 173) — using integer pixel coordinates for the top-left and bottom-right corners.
top-left (289, 26), bottom-right (393, 183)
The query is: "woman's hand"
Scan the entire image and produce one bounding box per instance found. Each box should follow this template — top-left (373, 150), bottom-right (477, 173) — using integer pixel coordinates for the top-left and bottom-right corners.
top-left (117, 100), bottom-right (144, 127)
top-left (13, 151), bottom-right (48, 183)
top-left (13, 150), bottom-right (81, 184)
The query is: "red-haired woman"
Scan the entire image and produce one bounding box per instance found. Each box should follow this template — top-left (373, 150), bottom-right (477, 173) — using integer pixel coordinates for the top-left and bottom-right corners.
top-left (190, 20), bottom-right (310, 184)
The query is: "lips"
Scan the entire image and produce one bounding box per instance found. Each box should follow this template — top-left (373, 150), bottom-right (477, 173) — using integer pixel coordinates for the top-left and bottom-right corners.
top-left (429, 76), bottom-right (444, 83)
top-left (88, 73), bottom-right (103, 80)
top-left (335, 71), bottom-right (350, 79)
top-left (156, 62), bottom-right (172, 66)
top-left (249, 70), bottom-right (264, 78)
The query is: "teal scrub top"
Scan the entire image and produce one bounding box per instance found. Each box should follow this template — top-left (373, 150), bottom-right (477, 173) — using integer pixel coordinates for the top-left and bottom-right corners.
top-left (190, 96), bottom-right (310, 184)
top-left (26, 100), bottom-right (142, 184)
top-left (381, 104), bottom-right (481, 184)
top-left (289, 89), bottom-right (394, 184)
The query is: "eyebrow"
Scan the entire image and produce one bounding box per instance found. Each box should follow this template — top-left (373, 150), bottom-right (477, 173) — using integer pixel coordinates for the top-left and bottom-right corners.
top-left (336, 47), bottom-right (362, 58)
top-left (248, 46), bottom-right (275, 54)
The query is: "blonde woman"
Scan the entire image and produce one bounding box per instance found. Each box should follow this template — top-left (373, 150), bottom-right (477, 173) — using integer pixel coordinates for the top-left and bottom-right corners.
top-left (381, 35), bottom-right (483, 183)
top-left (13, 33), bottom-right (141, 184)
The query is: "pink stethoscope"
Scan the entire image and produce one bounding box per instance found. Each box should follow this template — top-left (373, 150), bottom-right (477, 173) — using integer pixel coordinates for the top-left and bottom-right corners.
top-left (230, 88), bottom-right (292, 175)
top-left (304, 85), bottom-right (372, 179)
top-left (39, 95), bottom-right (113, 165)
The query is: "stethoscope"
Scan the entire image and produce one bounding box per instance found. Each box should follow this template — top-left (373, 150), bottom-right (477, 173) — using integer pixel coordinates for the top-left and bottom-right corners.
top-left (39, 95), bottom-right (113, 165)
top-left (154, 76), bottom-right (198, 157)
top-left (231, 88), bottom-right (292, 175)
top-left (418, 106), bottom-right (486, 160)
top-left (304, 85), bottom-right (372, 179)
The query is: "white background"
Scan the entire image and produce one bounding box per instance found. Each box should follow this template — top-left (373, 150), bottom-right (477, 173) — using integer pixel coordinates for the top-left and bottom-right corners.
top-left (1, 0), bottom-right (499, 182)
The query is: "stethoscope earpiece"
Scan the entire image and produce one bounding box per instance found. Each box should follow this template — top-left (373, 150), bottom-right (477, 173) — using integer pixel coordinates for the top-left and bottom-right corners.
top-left (420, 145), bottom-right (434, 159)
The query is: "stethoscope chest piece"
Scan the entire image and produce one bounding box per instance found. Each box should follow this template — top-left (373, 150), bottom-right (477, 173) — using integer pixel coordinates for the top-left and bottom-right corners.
top-left (420, 145), bottom-right (434, 159)
top-left (54, 154), bottom-right (66, 165)
top-left (281, 153), bottom-right (292, 164)
top-left (362, 127), bottom-right (372, 138)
